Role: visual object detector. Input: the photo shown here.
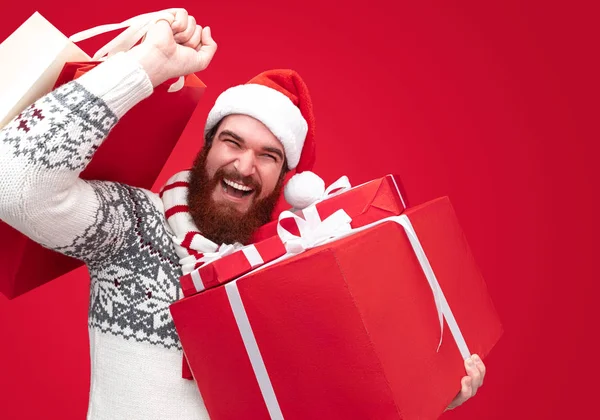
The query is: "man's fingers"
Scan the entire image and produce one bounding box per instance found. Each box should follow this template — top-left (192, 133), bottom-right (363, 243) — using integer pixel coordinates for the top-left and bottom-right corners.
top-left (465, 357), bottom-right (482, 393)
top-left (183, 25), bottom-right (202, 49)
top-left (174, 16), bottom-right (197, 44)
top-left (171, 9), bottom-right (189, 33)
top-left (473, 354), bottom-right (486, 386)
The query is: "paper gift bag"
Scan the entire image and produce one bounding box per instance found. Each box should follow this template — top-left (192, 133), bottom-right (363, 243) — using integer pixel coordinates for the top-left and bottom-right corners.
top-left (0, 12), bottom-right (206, 299)
top-left (170, 197), bottom-right (503, 420)
top-left (54, 61), bottom-right (206, 187)
top-left (0, 12), bottom-right (90, 128)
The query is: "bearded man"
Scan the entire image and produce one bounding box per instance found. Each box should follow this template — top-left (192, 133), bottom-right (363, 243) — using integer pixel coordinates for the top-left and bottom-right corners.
top-left (0, 8), bottom-right (485, 420)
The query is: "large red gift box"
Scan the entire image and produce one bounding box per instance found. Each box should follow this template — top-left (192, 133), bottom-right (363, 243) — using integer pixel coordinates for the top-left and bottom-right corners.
top-left (170, 196), bottom-right (503, 420)
top-left (0, 62), bottom-right (206, 299)
top-left (252, 174), bottom-right (407, 243)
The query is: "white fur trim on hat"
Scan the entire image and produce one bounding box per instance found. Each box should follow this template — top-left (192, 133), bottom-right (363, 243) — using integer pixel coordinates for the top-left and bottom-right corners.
top-left (204, 84), bottom-right (308, 169)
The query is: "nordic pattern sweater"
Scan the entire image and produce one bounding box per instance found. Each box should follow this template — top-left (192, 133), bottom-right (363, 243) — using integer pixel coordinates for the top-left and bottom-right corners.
top-left (0, 53), bottom-right (209, 419)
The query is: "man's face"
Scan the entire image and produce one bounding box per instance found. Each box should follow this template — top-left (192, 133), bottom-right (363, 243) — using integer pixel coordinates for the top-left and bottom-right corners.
top-left (187, 114), bottom-right (287, 245)
top-left (205, 114), bottom-right (286, 213)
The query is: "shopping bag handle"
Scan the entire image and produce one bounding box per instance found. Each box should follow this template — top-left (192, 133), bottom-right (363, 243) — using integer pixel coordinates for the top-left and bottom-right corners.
top-left (69, 11), bottom-right (174, 59)
top-left (69, 10), bottom-right (184, 92)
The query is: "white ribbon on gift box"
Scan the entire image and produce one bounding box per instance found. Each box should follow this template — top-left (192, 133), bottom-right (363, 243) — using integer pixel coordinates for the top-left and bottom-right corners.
top-left (188, 243), bottom-right (267, 293)
top-left (223, 205), bottom-right (471, 419)
top-left (278, 206), bottom-right (353, 253)
top-left (293, 173), bottom-right (407, 215)
top-left (309, 175), bottom-right (352, 206)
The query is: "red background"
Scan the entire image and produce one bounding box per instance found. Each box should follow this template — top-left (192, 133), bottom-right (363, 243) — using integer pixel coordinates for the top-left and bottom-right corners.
top-left (0, 1), bottom-right (597, 419)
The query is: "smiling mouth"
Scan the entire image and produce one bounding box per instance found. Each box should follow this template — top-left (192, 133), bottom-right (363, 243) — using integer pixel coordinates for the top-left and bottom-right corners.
top-left (221, 178), bottom-right (255, 199)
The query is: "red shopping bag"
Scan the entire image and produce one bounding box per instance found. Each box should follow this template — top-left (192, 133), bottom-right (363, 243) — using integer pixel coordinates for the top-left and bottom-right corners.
top-left (0, 62), bottom-right (206, 299)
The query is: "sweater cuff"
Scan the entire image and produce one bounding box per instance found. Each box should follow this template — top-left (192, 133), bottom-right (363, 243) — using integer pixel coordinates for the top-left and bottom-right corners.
top-left (76, 52), bottom-right (154, 119)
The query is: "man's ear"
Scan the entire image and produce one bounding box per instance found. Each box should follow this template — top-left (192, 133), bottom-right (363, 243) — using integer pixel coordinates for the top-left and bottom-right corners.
top-left (204, 118), bottom-right (223, 149)
top-left (279, 159), bottom-right (289, 181)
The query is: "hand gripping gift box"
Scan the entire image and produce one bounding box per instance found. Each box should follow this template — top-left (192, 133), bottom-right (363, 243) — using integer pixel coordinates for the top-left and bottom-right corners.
top-left (170, 177), bottom-right (503, 420)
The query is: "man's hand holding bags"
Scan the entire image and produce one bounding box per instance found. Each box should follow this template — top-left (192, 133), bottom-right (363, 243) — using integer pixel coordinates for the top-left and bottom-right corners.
top-left (127, 8), bottom-right (218, 87)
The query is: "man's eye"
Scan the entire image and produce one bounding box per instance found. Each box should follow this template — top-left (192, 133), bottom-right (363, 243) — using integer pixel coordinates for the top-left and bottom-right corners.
top-left (263, 154), bottom-right (277, 161)
top-left (225, 139), bottom-right (240, 148)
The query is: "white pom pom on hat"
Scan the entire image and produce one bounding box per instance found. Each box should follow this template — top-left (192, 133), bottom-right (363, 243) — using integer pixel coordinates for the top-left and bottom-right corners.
top-left (204, 69), bottom-right (319, 208)
top-left (284, 171), bottom-right (325, 209)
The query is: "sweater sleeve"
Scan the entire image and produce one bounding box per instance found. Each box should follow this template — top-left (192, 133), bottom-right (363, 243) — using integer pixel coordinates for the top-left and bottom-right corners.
top-left (0, 52), bottom-right (155, 265)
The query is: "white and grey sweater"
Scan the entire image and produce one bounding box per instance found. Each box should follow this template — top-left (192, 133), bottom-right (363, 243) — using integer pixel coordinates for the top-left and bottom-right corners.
top-left (0, 53), bottom-right (209, 419)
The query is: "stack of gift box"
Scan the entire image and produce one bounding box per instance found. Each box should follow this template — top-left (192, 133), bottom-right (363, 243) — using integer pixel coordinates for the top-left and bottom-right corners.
top-left (169, 174), bottom-right (503, 420)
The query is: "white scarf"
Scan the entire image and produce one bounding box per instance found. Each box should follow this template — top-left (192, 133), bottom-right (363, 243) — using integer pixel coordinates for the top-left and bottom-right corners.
top-left (159, 170), bottom-right (244, 275)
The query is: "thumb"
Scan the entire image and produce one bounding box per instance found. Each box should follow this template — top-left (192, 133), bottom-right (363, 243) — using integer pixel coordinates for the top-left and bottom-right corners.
top-left (194, 26), bottom-right (218, 71)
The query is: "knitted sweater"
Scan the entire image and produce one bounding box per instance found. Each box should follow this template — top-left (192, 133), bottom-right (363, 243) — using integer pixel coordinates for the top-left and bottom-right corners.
top-left (0, 53), bottom-right (209, 419)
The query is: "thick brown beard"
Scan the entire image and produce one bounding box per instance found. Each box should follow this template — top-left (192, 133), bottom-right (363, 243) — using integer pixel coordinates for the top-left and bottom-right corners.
top-left (187, 147), bottom-right (284, 245)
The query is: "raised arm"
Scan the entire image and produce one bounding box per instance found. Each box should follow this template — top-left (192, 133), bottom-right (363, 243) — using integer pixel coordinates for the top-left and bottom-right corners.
top-left (0, 9), bottom-right (217, 264)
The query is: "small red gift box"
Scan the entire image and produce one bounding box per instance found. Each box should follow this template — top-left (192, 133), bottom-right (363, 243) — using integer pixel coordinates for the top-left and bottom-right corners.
top-left (170, 196), bottom-right (503, 420)
top-left (252, 174), bottom-right (407, 243)
top-left (180, 236), bottom-right (287, 297)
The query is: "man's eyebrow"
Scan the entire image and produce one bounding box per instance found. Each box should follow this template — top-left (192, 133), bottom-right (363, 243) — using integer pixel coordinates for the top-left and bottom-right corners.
top-left (220, 130), bottom-right (284, 161)
top-left (263, 146), bottom-right (284, 161)
top-left (219, 130), bottom-right (244, 142)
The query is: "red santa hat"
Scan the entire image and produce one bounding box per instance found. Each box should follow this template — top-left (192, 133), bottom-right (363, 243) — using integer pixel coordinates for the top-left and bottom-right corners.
top-left (204, 69), bottom-right (318, 208)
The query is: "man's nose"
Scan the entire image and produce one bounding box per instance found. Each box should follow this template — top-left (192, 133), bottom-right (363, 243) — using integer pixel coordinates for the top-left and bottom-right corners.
top-left (233, 151), bottom-right (256, 177)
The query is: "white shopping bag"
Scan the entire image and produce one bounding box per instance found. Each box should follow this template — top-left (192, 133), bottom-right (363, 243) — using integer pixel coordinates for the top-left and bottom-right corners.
top-left (0, 10), bottom-right (178, 128)
top-left (0, 12), bottom-right (89, 128)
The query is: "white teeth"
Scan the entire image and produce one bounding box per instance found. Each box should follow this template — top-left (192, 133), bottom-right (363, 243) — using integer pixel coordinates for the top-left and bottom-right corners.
top-left (223, 178), bottom-right (253, 192)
